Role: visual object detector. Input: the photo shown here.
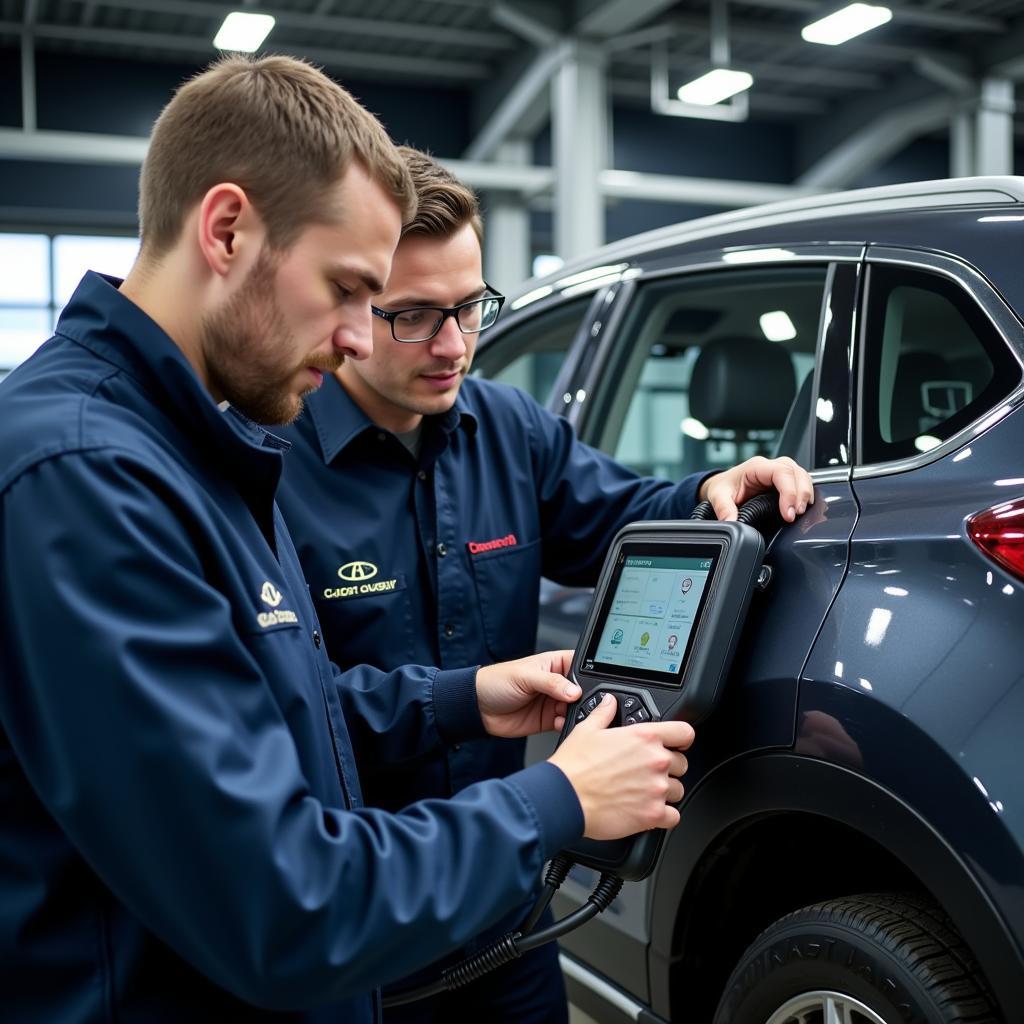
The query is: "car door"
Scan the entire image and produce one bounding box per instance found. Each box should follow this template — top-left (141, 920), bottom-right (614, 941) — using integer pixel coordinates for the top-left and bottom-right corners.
top-left (531, 245), bottom-right (865, 1006)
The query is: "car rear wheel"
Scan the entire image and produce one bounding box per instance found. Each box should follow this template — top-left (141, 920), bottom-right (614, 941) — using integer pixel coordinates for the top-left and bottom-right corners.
top-left (712, 893), bottom-right (999, 1024)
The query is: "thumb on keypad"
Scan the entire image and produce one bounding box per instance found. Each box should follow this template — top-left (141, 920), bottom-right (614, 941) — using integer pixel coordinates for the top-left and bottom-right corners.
top-left (578, 692), bottom-right (617, 729)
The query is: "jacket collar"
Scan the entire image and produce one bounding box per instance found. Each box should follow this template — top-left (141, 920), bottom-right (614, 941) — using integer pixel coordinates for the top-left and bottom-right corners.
top-left (56, 272), bottom-right (291, 478)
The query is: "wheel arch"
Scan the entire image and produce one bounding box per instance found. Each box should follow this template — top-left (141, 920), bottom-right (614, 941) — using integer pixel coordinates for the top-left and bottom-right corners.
top-left (647, 753), bottom-right (1024, 1021)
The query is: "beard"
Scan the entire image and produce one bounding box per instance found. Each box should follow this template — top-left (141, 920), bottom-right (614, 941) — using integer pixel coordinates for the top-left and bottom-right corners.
top-left (201, 247), bottom-right (341, 426)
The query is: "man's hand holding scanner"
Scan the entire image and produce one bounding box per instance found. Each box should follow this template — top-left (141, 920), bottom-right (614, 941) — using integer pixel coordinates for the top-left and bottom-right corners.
top-left (476, 654), bottom-right (694, 841)
top-left (549, 693), bottom-right (694, 841)
top-left (476, 650), bottom-right (582, 736)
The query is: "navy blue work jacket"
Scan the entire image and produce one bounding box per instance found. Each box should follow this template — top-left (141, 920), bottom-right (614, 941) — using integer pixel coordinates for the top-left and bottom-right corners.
top-left (0, 273), bottom-right (583, 1023)
top-left (276, 374), bottom-right (703, 810)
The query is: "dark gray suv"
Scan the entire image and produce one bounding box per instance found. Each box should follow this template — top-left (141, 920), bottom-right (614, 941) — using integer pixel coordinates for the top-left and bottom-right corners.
top-left (473, 177), bottom-right (1024, 1024)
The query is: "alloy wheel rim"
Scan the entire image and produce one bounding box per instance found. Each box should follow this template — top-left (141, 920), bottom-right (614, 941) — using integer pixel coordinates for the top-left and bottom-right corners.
top-left (764, 990), bottom-right (891, 1024)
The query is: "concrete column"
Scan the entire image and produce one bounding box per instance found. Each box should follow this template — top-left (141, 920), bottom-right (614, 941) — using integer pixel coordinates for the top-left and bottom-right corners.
top-left (483, 139), bottom-right (532, 291)
top-left (552, 39), bottom-right (606, 262)
top-left (950, 111), bottom-right (975, 177)
top-left (975, 78), bottom-right (1015, 175)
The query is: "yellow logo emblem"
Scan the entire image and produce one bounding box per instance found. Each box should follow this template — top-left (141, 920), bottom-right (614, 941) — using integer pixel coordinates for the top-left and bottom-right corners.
top-left (260, 581), bottom-right (283, 607)
top-left (338, 561), bottom-right (378, 582)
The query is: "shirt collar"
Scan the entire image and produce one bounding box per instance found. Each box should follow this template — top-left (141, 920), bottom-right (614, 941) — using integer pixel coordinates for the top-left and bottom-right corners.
top-left (306, 373), bottom-right (478, 465)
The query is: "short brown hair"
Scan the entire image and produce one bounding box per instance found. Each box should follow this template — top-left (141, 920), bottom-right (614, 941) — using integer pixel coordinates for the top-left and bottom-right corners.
top-left (397, 146), bottom-right (483, 243)
top-left (139, 54), bottom-right (416, 258)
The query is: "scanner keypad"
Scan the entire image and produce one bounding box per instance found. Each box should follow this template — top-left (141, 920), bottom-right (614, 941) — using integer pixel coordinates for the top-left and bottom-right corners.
top-left (574, 691), bottom-right (655, 727)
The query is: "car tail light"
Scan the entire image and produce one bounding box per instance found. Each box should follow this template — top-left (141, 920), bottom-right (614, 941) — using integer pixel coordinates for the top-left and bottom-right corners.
top-left (968, 498), bottom-right (1024, 581)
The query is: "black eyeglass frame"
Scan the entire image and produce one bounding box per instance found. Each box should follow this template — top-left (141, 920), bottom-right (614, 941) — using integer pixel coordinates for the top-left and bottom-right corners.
top-left (371, 282), bottom-right (506, 344)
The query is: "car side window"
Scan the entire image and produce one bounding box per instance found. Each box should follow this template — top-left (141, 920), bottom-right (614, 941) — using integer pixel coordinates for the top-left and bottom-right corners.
top-left (472, 296), bottom-right (592, 406)
top-left (589, 267), bottom-right (829, 479)
top-left (858, 264), bottom-right (1021, 465)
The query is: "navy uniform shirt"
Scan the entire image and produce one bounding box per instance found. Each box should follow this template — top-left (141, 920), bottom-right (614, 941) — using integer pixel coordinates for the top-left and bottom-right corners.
top-left (0, 273), bottom-right (583, 1024)
top-left (276, 374), bottom-right (704, 810)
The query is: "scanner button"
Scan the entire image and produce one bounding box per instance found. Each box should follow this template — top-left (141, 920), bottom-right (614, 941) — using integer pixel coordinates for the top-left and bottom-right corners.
top-left (624, 715), bottom-right (638, 726)
top-left (576, 707), bottom-right (588, 722)
top-left (621, 696), bottom-right (638, 713)
top-left (632, 707), bottom-right (651, 723)
top-left (584, 695), bottom-right (600, 713)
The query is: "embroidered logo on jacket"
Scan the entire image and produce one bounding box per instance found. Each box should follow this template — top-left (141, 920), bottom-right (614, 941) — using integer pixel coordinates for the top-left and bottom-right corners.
top-left (467, 533), bottom-right (518, 555)
top-left (257, 580), bottom-right (298, 628)
top-left (337, 561), bottom-right (378, 582)
top-left (324, 562), bottom-right (400, 600)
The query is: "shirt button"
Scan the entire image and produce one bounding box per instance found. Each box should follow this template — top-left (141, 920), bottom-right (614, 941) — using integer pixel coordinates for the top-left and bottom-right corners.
top-left (437, 542), bottom-right (448, 558)
top-left (444, 623), bottom-right (455, 637)
top-left (377, 432), bottom-right (387, 442)
top-left (312, 630), bottom-right (322, 649)
top-left (417, 470), bottom-right (428, 481)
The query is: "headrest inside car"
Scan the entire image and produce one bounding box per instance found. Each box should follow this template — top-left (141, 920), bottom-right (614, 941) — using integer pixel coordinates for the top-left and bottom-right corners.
top-left (689, 335), bottom-right (797, 430)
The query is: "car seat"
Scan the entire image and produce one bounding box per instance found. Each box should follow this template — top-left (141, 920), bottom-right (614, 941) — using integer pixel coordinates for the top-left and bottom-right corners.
top-left (689, 335), bottom-right (797, 459)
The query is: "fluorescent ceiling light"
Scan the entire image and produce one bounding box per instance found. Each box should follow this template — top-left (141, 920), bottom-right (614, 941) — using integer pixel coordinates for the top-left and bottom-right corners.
top-left (213, 12), bottom-right (275, 52)
top-left (802, 4), bottom-right (892, 46)
top-left (676, 69), bottom-right (753, 106)
top-left (759, 310), bottom-right (796, 342)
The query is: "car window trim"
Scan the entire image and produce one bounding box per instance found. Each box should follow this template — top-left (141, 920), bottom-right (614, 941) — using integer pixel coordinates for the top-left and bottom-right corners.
top-left (852, 246), bottom-right (1024, 480)
top-left (472, 288), bottom-right (609, 412)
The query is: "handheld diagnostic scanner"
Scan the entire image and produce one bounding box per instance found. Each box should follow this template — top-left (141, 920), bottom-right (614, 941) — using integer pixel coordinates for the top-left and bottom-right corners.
top-left (555, 518), bottom-right (767, 880)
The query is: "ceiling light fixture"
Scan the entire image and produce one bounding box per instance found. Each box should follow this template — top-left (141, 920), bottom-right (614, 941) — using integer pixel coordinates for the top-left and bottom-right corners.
top-left (213, 12), bottom-right (276, 52)
top-left (802, 4), bottom-right (892, 46)
top-left (676, 68), bottom-right (753, 106)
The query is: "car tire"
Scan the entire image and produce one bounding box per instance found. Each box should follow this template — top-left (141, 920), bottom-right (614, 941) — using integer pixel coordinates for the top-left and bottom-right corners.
top-left (713, 893), bottom-right (999, 1024)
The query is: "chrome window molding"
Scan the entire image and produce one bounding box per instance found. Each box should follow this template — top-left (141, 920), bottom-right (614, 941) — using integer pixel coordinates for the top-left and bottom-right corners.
top-left (628, 242), bottom-right (863, 283)
top-left (853, 246), bottom-right (1024, 481)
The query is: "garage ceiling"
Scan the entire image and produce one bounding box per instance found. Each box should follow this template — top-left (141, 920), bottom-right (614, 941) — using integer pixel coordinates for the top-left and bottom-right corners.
top-left (2, 0), bottom-right (1022, 122)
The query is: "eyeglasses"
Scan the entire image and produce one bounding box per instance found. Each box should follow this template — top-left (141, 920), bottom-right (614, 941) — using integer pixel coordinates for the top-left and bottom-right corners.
top-left (371, 284), bottom-right (506, 343)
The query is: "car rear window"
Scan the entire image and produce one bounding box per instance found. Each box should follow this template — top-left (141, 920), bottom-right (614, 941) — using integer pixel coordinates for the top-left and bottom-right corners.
top-left (858, 264), bottom-right (1021, 465)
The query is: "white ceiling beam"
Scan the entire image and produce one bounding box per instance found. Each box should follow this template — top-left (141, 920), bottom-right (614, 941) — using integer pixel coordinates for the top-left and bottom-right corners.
top-left (574, 0), bottom-right (678, 38)
top-left (666, 14), bottom-right (961, 63)
top-left (734, 0), bottom-right (1003, 34)
top-left (0, 21), bottom-right (491, 79)
top-left (797, 97), bottom-right (954, 189)
top-left (600, 168), bottom-right (819, 207)
top-left (489, 2), bottom-right (559, 48)
top-left (613, 49), bottom-right (883, 90)
top-left (54, 0), bottom-right (517, 49)
top-left (0, 127), bottom-right (817, 208)
top-left (914, 55), bottom-right (975, 96)
top-left (0, 127), bottom-right (150, 163)
top-left (464, 44), bottom-right (567, 161)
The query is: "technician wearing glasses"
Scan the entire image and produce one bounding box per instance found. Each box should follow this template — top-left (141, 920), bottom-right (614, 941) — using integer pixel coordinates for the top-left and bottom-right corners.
top-left (276, 149), bottom-right (813, 1023)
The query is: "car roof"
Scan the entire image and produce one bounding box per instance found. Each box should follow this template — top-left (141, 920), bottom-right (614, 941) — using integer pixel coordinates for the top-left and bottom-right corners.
top-left (516, 176), bottom-right (1024, 302)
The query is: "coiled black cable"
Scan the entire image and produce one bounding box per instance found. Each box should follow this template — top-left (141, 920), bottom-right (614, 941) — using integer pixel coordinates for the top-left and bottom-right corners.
top-left (382, 871), bottom-right (624, 1006)
top-left (519, 853), bottom-right (574, 936)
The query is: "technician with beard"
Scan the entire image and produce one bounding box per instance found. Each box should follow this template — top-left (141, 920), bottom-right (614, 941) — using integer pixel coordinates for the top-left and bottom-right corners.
top-left (0, 59), bottom-right (697, 1024)
top-left (276, 150), bottom-right (815, 1023)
